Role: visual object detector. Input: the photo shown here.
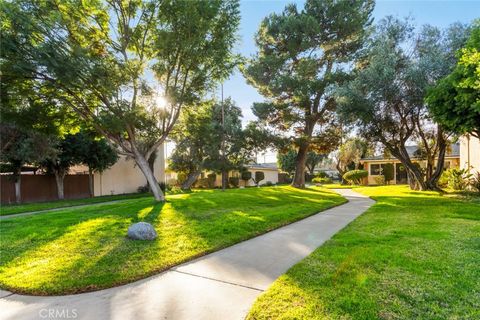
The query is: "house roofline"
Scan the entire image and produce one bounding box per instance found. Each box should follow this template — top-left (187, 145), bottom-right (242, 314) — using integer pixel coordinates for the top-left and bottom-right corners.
top-left (361, 155), bottom-right (460, 162)
top-left (246, 166), bottom-right (279, 171)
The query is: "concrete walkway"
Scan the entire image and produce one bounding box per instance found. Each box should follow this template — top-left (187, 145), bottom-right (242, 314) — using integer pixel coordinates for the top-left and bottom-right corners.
top-left (0, 189), bottom-right (374, 320)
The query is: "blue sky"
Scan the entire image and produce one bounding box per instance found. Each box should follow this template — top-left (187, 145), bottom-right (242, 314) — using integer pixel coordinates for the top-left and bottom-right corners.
top-left (222, 0), bottom-right (480, 123)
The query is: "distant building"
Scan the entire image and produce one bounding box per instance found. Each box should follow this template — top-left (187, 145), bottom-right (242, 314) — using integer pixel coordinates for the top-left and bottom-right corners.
top-left (205, 163), bottom-right (279, 187)
top-left (360, 143), bottom-right (460, 185)
top-left (242, 163), bottom-right (279, 186)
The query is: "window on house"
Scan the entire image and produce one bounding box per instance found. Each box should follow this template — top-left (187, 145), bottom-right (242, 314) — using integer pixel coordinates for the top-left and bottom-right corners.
top-left (370, 164), bottom-right (381, 175)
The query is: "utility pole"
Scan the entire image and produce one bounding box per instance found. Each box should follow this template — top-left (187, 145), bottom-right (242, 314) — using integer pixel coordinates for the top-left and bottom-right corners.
top-left (221, 83), bottom-right (226, 191)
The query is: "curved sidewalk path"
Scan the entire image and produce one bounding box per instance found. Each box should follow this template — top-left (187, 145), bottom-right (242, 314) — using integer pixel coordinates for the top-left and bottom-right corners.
top-left (0, 189), bottom-right (374, 320)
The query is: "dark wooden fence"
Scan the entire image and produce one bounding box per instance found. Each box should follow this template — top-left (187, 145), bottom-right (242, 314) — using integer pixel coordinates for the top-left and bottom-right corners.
top-left (0, 174), bottom-right (90, 204)
top-left (278, 173), bottom-right (291, 184)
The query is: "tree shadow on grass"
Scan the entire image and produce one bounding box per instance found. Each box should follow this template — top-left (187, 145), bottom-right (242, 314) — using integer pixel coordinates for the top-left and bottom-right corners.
top-left (0, 199), bottom-right (163, 294)
top-left (135, 202), bottom-right (165, 223)
top-left (0, 218), bottom-right (73, 269)
top-left (1, 187), bottom-right (345, 294)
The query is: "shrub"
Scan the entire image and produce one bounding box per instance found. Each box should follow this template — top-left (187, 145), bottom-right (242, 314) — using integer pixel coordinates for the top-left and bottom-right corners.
top-left (443, 168), bottom-right (472, 190)
top-left (241, 171), bottom-right (252, 186)
top-left (312, 177), bottom-right (332, 184)
top-left (177, 172), bottom-right (187, 185)
top-left (470, 172), bottom-right (480, 192)
top-left (253, 171), bottom-right (265, 186)
top-left (137, 185), bottom-right (149, 193)
top-left (169, 186), bottom-right (185, 194)
top-left (343, 170), bottom-right (368, 185)
top-left (264, 181), bottom-right (274, 186)
top-left (158, 182), bottom-right (172, 194)
top-left (228, 176), bottom-right (240, 188)
top-left (195, 178), bottom-right (209, 189)
top-left (315, 171), bottom-right (328, 178)
top-left (438, 171), bottom-right (449, 188)
top-left (382, 163), bottom-right (394, 184)
top-left (374, 175), bottom-right (385, 185)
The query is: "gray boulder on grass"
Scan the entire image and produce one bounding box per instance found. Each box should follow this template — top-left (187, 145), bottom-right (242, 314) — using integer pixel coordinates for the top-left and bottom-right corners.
top-left (127, 222), bottom-right (157, 240)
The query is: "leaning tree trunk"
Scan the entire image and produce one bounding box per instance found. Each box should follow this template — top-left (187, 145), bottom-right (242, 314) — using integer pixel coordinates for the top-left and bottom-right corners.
top-left (147, 151), bottom-right (158, 193)
top-left (54, 170), bottom-right (66, 200)
top-left (426, 135), bottom-right (447, 191)
top-left (400, 161), bottom-right (426, 190)
top-left (390, 147), bottom-right (427, 191)
top-left (407, 169), bottom-right (419, 190)
top-left (148, 150), bottom-right (157, 176)
top-left (292, 143), bottom-right (309, 188)
top-left (181, 169), bottom-right (202, 190)
top-left (133, 148), bottom-right (164, 202)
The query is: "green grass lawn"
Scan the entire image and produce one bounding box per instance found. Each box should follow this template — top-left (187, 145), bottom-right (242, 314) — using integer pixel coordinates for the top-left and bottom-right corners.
top-left (320, 183), bottom-right (366, 189)
top-left (0, 186), bottom-right (344, 295)
top-left (248, 185), bottom-right (480, 320)
top-left (0, 193), bottom-right (151, 216)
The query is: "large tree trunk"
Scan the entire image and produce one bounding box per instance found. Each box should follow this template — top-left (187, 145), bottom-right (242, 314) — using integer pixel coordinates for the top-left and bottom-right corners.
top-left (148, 150), bottom-right (157, 176)
top-left (146, 151), bottom-right (157, 193)
top-left (292, 143), bottom-right (309, 188)
top-left (390, 147), bottom-right (427, 191)
top-left (133, 148), bottom-right (164, 202)
top-left (221, 170), bottom-right (227, 191)
top-left (336, 161), bottom-right (346, 184)
top-left (14, 169), bottom-right (21, 204)
top-left (403, 161), bottom-right (426, 190)
top-left (306, 163), bottom-right (315, 177)
top-left (406, 169), bottom-right (419, 190)
top-left (407, 163), bottom-right (426, 190)
top-left (88, 168), bottom-right (94, 197)
top-left (54, 170), bottom-right (66, 200)
top-left (425, 135), bottom-right (447, 191)
top-left (181, 168), bottom-right (202, 190)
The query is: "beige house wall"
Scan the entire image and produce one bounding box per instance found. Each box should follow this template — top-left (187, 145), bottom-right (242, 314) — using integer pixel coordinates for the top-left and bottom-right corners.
top-left (245, 168), bottom-right (279, 186)
top-left (93, 146), bottom-right (165, 196)
top-left (211, 168), bottom-right (279, 187)
top-left (362, 157), bottom-right (460, 185)
top-left (460, 135), bottom-right (480, 173)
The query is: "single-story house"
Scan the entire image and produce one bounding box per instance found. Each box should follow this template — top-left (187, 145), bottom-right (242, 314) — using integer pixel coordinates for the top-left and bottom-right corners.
top-left (202, 163), bottom-right (279, 187)
top-left (70, 146), bottom-right (165, 197)
top-left (360, 143), bottom-right (460, 185)
top-left (166, 163), bottom-right (279, 188)
top-left (92, 146), bottom-right (165, 196)
top-left (238, 163), bottom-right (279, 187)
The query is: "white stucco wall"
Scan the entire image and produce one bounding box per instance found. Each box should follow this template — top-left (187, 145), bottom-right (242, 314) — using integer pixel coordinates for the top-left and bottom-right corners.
top-left (93, 146), bottom-right (165, 196)
top-left (245, 169), bottom-right (278, 186)
top-left (209, 168), bottom-right (279, 187)
top-left (460, 135), bottom-right (480, 173)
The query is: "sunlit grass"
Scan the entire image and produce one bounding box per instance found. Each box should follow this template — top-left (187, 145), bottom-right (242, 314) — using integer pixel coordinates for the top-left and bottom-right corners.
top-left (320, 183), bottom-right (368, 189)
top-left (0, 186), bottom-right (345, 295)
top-left (247, 185), bottom-right (480, 320)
